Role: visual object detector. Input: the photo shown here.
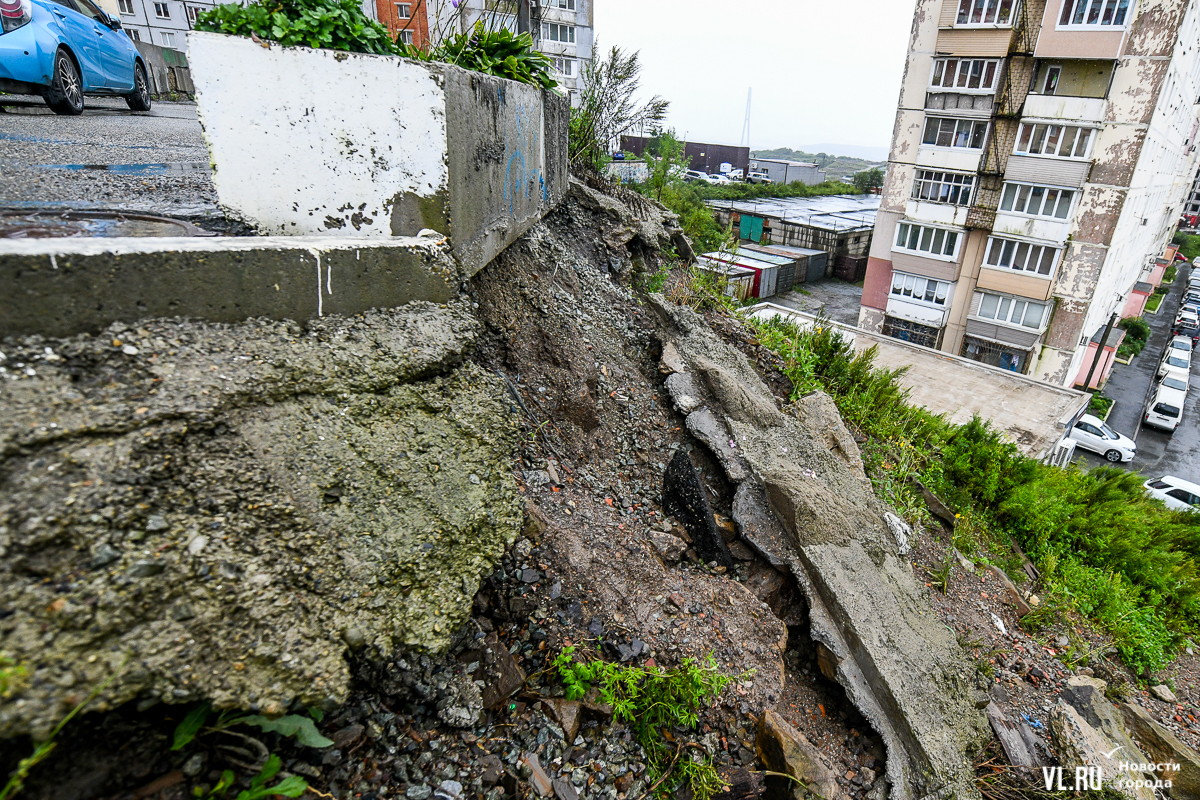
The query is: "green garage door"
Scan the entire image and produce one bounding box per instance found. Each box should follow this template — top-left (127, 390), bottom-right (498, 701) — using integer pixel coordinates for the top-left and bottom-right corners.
top-left (739, 215), bottom-right (764, 242)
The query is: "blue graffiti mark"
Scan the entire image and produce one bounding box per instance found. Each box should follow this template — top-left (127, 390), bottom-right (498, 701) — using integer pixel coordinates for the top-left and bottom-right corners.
top-left (503, 97), bottom-right (545, 217)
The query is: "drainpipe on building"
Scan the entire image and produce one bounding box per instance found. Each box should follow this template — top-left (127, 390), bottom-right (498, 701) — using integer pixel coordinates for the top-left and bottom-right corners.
top-left (1083, 312), bottom-right (1119, 392)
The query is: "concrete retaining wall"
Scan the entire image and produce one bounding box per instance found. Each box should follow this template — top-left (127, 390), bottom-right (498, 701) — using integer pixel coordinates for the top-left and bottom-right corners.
top-left (187, 32), bottom-right (568, 276)
top-left (0, 236), bottom-right (457, 339)
top-left (134, 41), bottom-right (194, 96)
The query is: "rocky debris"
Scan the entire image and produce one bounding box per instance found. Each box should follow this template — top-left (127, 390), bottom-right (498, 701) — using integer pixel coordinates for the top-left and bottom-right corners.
top-left (986, 566), bottom-right (1032, 618)
top-left (1152, 684), bottom-right (1179, 703)
top-left (756, 708), bottom-right (844, 800)
top-left (662, 451), bottom-right (735, 568)
top-left (1050, 699), bottom-right (1153, 800)
top-left (0, 303), bottom-right (523, 739)
top-left (462, 631), bottom-right (526, 710)
top-left (1119, 701), bottom-right (1200, 798)
top-left (985, 702), bottom-right (1046, 769)
top-left (541, 699), bottom-right (582, 742)
top-left (648, 530), bottom-right (687, 563)
top-left (1060, 676), bottom-right (1146, 758)
top-left (649, 294), bottom-right (987, 800)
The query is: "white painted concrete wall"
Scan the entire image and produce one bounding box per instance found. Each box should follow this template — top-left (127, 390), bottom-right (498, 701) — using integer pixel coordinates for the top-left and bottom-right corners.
top-left (189, 32), bottom-right (449, 238)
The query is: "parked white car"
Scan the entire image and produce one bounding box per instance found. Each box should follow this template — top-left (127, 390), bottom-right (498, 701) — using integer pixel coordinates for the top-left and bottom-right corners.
top-left (1169, 335), bottom-right (1194, 354)
top-left (1144, 476), bottom-right (1200, 512)
top-left (747, 172), bottom-right (773, 184)
top-left (1158, 350), bottom-right (1191, 380)
top-left (683, 170), bottom-right (710, 183)
top-left (707, 174), bottom-right (731, 185)
top-left (1145, 382), bottom-right (1187, 432)
top-left (1068, 413), bottom-right (1137, 462)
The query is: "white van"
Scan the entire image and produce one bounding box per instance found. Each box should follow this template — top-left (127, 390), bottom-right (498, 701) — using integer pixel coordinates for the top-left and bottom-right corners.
top-left (1144, 383), bottom-right (1187, 432)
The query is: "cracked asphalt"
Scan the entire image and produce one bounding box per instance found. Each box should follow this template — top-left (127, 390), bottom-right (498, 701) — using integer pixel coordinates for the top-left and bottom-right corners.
top-left (1076, 265), bottom-right (1200, 485)
top-left (0, 94), bottom-right (218, 217)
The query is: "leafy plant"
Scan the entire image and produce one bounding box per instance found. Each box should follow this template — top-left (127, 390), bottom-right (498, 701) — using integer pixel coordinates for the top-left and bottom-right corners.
top-left (398, 22), bottom-right (557, 89)
top-left (172, 703), bottom-right (334, 751)
top-left (195, 0), bottom-right (399, 56)
top-left (196, 756), bottom-right (307, 800)
top-left (0, 655), bottom-right (27, 700)
top-left (551, 647), bottom-right (740, 800)
top-left (1087, 393), bottom-right (1113, 418)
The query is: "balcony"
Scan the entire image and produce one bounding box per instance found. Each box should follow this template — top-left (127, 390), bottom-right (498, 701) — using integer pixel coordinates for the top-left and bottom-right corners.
top-left (915, 146), bottom-right (983, 173)
top-left (1023, 93), bottom-right (1107, 124)
top-left (992, 211), bottom-right (1072, 243)
top-left (886, 297), bottom-right (949, 328)
top-left (905, 200), bottom-right (971, 227)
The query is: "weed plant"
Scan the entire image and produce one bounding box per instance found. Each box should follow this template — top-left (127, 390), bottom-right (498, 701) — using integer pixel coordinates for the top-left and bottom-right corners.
top-left (551, 647), bottom-right (740, 800)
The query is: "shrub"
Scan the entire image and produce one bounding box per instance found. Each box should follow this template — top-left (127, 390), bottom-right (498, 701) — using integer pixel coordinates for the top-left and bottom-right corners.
top-left (1118, 316), bottom-right (1151, 345)
top-left (696, 180), bottom-right (855, 202)
top-left (195, 0), bottom-right (399, 56)
top-left (399, 23), bottom-right (557, 89)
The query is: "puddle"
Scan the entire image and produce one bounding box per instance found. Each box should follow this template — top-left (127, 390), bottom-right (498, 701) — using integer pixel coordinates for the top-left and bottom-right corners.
top-left (0, 209), bottom-right (213, 238)
top-left (41, 162), bottom-right (211, 176)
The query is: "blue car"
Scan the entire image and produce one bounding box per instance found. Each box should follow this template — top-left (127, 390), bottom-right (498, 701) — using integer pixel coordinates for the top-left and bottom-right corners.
top-left (0, 0), bottom-right (150, 114)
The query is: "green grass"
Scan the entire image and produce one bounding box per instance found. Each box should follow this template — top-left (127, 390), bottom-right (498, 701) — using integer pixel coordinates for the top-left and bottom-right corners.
top-left (552, 647), bottom-right (739, 800)
top-left (672, 265), bottom-right (1200, 674)
top-left (1087, 393), bottom-right (1114, 418)
top-left (1146, 292), bottom-right (1165, 313)
top-left (1173, 232), bottom-right (1200, 263)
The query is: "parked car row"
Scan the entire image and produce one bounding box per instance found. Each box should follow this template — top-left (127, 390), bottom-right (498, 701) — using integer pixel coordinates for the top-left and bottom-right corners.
top-left (1145, 336), bottom-right (1192, 432)
top-left (679, 170), bottom-right (775, 186)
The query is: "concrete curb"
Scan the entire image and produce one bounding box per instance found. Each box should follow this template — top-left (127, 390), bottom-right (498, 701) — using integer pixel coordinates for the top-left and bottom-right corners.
top-left (0, 235), bottom-right (459, 339)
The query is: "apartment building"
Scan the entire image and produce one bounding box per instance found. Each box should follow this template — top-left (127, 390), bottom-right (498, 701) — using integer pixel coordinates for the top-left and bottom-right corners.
top-left (423, 0), bottom-right (594, 101)
top-left (109, 0), bottom-right (215, 49)
top-left (859, 0), bottom-right (1200, 388)
top-left (1185, 164), bottom-right (1200, 219)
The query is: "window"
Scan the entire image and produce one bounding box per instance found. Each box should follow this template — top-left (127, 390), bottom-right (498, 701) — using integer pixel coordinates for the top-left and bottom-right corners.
top-left (553, 57), bottom-right (575, 76)
top-left (153, 1), bottom-right (168, 16)
top-left (984, 237), bottom-right (1060, 276)
top-left (1014, 123), bottom-right (1094, 158)
top-left (1166, 488), bottom-right (1200, 507)
top-left (118, 0), bottom-right (133, 13)
top-left (542, 22), bottom-right (575, 42)
top-left (999, 182), bottom-right (1075, 218)
top-left (1042, 65), bottom-right (1061, 94)
top-left (961, 337), bottom-right (1029, 372)
top-left (931, 59), bottom-right (1001, 91)
top-left (398, 29), bottom-right (413, 43)
top-left (554, 0), bottom-right (575, 8)
top-left (890, 272), bottom-right (952, 306)
top-left (1059, 0), bottom-right (1131, 26)
top-left (922, 117), bottom-right (988, 149)
top-left (186, 4), bottom-right (200, 22)
top-left (956, 0), bottom-right (1016, 25)
top-left (894, 222), bottom-right (961, 258)
top-left (974, 292), bottom-right (1051, 328)
top-left (396, 2), bottom-right (410, 16)
top-left (882, 317), bottom-right (944, 349)
top-left (160, 30), bottom-right (175, 46)
top-left (912, 169), bottom-right (975, 205)
top-left (127, 27), bottom-right (139, 39)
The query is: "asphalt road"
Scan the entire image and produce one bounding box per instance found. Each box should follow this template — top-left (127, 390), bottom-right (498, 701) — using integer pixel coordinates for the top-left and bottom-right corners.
top-left (0, 94), bottom-right (218, 217)
top-left (1076, 266), bottom-right (1200, 484)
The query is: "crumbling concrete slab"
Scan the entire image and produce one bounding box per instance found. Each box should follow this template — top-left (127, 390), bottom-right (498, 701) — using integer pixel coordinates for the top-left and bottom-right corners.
top-left (0, 234), bottom-right (457, 339)
top-left (188, 32), bottom-right (568, 275)
top-left (649, 295), bottom-right (988, 800)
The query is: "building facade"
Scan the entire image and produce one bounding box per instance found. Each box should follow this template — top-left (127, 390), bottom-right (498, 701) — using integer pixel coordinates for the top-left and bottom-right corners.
top-left (109, 0), bottom-right (216, 49)
top-left (859, 0), bottom-right (1200, 388)
top-left (1184, 164), bottom-right (1200, 220)
top-left (621, 137), bottom-right (751, 178)
top-left (748, 157), bottom-right (827, 185)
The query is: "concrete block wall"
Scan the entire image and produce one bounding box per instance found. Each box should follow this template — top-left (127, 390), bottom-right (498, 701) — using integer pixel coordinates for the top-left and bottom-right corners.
top-left (188, 32), bottom-right (569, 277)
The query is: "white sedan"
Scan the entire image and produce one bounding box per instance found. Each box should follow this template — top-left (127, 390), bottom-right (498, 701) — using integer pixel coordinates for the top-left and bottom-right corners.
top-left (1068, 413), bottom-right (1137, 462)
top-left (1144, 476), bottom-right (1200, 512)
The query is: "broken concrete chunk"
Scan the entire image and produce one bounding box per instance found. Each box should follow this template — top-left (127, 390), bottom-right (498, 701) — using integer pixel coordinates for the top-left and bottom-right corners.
top-left (661, 451), bottom-right (734, 568)
top-left (986, 702), bottom-right (1045, 768)
top-left (660, 341), bottom-right (687, 374)
top-left (684, 407), bottom-right (749, 482)
top-left (1050, 700), bottom-right (1153, 800)
top-left (521, 753), bottom-right (554, 798)
top-left (987, 565), bottom-right (1032, 617)
top-left (1060, 676), bottom-right (1145, 757)
top-left (1119, 701), bottom-right (1200, 798)
top-left (883, 512), bottom-right (912, 556)
top-left (541, 698), bottom-right (582, 742)
top-left (665, 372), bottom-right (704, 414)
top-left (476, 632), bottom-right (526, 711)
top-left (756, 708), bottom-right (843, 800)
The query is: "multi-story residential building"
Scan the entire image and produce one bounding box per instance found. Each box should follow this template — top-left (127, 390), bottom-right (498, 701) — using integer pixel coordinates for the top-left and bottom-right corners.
top-left (423, 0), bottom-right (593, 102)
top-left (1184, 164), bottom-right (1200, 220)
top-left (109, 0), bottom-right (216, 49)
top-left (859, 0), bottom-right (1200, 388)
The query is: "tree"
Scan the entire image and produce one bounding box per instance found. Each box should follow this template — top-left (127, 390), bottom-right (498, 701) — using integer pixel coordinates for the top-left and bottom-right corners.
top-left (852, 168), bottom-right (885, 194)
top-left (569, 45), bottom-right (669, 171)
top-left (642, 128), bottom-right (688, 201)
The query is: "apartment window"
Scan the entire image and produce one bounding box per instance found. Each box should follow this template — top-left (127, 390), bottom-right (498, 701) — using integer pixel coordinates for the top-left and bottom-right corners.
top-left (1059, 0), bottom-right (1130, 26)
top-left (912, 169), bottom-right (975, 205)
top-left (931, 59), bottom-right (1000, 91)
top-left (396, 2), bottom-right (410, 16)
top-left (554, 0), bottom-right (576, 8)
top-left (160, 30), bottom-right (175, 46)
top-left (1014, 123), bottom-right (1094, 158)
top-left (922, 117), bottom-right (988, 149)
top-left (126, 27), bottom-right (139, 39)
top-left (117, 0), bottom-right (133, 13)
top-left (153, 1), bottom-right (168, 16)
top-left (553, 57), bottom-right (575, 76)
top-left (1041, 66), bottom-right (1061, 94)
top-left (891, 272), bottom-right (952, 306)
top-left (398, 29), bottom-right (413, 43)
top-left (1000, 182), bottom-right (1075, 218)
top-left (542, 22), bottom-right (575, 42)
top-left (975, 291), bottom-right (1050, 329)
top-left (894, 222), bottom-right (961, 259)
top-left (185, 4), bottom-right (200, 22)
top-left (956, 0), bottom-right (1016, 25)
top-left (883, 318), bottom-right (944, 349)
top-left (984, 236), bottom-right (1060, 276)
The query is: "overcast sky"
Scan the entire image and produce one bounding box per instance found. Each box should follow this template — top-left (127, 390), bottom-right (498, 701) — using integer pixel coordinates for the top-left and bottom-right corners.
top-left (592, 0), bottom-right (916, 158)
